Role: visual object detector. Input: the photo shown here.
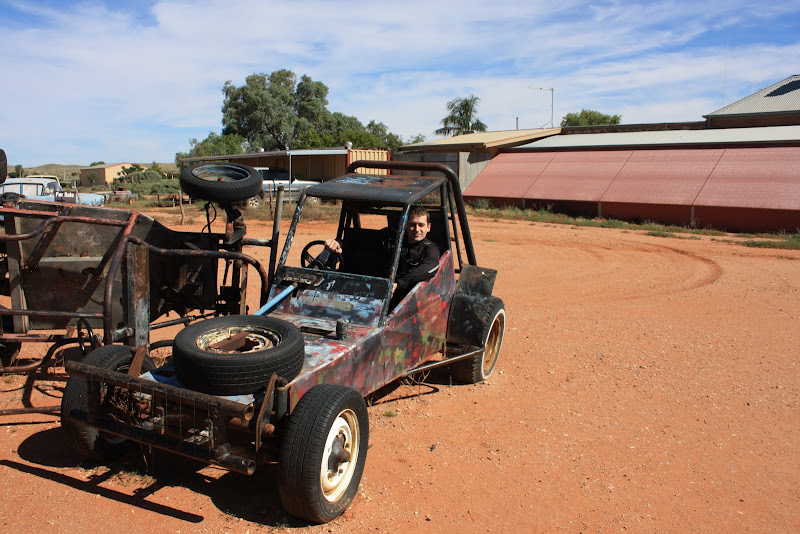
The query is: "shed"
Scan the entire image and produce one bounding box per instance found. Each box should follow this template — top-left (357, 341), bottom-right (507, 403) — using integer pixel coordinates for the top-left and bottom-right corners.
top-left (465, 126), bottom-right (800, 232)
top-left (396, 129), bottom-right (560, 191)
top-left (179, 147), bottom-right (390, 182)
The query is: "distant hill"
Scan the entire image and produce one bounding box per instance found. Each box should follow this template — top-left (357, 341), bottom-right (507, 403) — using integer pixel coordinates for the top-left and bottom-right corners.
top-left (9, 162), bottom-right (180, 180)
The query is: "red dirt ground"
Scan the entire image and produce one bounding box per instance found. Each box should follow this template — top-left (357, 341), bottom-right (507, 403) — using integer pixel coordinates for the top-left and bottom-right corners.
top-left (1, 213), bottom-right (799, 533)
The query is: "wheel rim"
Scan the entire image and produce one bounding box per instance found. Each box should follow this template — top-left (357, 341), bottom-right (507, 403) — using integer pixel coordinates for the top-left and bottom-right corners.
top-left (195, 326), bottom-right (279, 353)
top-left (191, 164), bottom-right (250, 183)
top-left (248, 196), bottom-right (260, 208)
top-left (320, 409), bottom-right (360, 503)
top-left (481, 309), bottom-right (505, 378)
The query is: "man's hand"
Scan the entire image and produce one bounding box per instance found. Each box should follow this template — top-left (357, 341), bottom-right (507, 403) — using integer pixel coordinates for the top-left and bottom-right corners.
top-left (324, 239), bottom-right (342, 254)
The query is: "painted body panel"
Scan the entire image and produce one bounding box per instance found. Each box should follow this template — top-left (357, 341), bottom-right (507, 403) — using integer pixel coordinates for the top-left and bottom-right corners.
top-left (273, 251), bottom-right (456, 411)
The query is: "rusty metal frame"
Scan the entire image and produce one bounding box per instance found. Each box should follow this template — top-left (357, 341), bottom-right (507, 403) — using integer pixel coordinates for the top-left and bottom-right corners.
top-left (0, 194), bottom-right (283, 416)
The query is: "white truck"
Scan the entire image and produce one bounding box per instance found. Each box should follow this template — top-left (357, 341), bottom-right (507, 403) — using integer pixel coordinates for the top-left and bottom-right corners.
top-left (0, 175), bottom-right (105, 206)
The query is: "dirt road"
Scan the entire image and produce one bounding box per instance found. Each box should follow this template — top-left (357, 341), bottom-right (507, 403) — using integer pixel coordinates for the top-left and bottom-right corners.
top-left (1, 215), bottom-right (798, 532)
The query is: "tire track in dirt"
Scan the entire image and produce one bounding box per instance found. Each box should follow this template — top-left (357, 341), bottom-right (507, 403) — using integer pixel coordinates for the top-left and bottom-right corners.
top-left (492, 239), bottom-right (723, 307)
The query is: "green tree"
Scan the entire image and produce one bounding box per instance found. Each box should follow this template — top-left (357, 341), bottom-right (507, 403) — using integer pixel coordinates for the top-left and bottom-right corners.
top-left (221, 69), bottom-right (409, 152)
top-left (560, 109), bottom-right (621, 127)
top-left (435, 95), bottom-right (487, 137)
top-left (14, 164), bottom-right (25, 178)
top-left (174, 132), bottom-right (246, 164)
top-left (120, 164), bottom-right (144, 176)
top-left (89, 161), bottom-right (105, 166)
top-left (222, 70), bottom-right (328, 150)
top-left (148, 162), bottom-right (165, 177)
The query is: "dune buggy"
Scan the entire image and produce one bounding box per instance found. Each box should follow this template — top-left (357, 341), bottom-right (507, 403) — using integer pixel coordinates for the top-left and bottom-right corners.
top-left (60, 160), bottom-right (506, 524)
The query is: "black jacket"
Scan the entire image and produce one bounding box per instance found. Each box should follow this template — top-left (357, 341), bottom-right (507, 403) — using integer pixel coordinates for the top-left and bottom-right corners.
top-left (395, 238), bottom-right (440, 295)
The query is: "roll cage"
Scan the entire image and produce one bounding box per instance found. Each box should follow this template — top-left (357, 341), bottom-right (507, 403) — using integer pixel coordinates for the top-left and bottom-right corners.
top-left (274, 161), bottom-right (477, 326)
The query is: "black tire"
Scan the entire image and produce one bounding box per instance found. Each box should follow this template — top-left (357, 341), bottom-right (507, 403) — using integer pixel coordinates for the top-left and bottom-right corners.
top-left (61, 345), bottom-right (156, 462)
top-left (451, 296), bottom-right (506, 384)
top-left (179, 163), bottom-right (263, 203)
top-left (278, 384), bottom-right (369, 523)
top-left (172, 315), bottom-right (304, 395)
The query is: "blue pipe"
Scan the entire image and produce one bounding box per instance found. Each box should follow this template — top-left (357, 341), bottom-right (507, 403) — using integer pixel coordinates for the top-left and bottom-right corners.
top-left (253, 283), bottom-right (297, 316)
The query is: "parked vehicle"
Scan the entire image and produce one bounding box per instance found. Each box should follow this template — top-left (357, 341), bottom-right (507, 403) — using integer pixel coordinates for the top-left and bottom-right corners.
top-left (243, 167), bottom-right (317, 209)
top-left (58, 161), bottom-right (506, 524)
top-left (0, 176), bottom-right (104, 206)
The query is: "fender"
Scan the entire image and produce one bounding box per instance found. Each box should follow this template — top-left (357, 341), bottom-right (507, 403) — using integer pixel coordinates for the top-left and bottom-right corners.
top-left (446, 264), bottom-right (498, 346)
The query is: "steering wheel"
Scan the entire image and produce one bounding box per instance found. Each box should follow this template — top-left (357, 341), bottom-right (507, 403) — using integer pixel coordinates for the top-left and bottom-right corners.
top-left (301, 240), bottom-right (342, 271)
top-left (380, 226), bottom-right (399, 254)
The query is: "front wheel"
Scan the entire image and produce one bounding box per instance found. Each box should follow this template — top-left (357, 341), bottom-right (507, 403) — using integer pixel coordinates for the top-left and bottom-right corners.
top-left (61, 345), bottom-right (155, 462)
top-left (278, 384), bottom-right (369, 523)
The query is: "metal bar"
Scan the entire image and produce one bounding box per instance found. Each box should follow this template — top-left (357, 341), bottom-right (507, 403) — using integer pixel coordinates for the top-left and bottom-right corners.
top-left (0, 338), bottom-right (78, 374)
top-left (0, 309), bottom-right (103, 319)
top-left (103, 212), bottom-right (139, 343)
top-left (0, 405), bottom-right (60, 416)
top-left (65, 360), bottom-right (254, 421)
top-left (125, 236), bottom-right (270, 306)
top-left (254, 282), bottom-right (298, 316)
top-left (402, 347), bottom-right (484, 377)
top-left (345, 160), bottom-right (477, 265)
top-left (267, 186), bottom-right (284, 291)
top-left (0, 210), bottom-right (131, 243)
top-left (148, 312), bottom-right (216, 330)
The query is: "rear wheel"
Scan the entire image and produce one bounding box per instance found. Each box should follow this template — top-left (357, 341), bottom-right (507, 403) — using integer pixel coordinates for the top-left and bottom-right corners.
top-left (451, 296), bottom-right (506, 384)
top-left (278, 384), bottom-right (369, 523)
top-left (246, 195), bottom-right (262, 209)
top-left (61, 345), bottom-right (155, 462)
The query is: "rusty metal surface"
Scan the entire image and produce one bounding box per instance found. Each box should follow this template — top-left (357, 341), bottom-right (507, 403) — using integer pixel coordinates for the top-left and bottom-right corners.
top-left (66, 359), bottom-right (257, 472)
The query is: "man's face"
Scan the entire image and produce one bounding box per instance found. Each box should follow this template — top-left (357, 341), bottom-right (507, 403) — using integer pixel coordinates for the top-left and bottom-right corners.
top-left (406, 214), bottom-right (430, 244)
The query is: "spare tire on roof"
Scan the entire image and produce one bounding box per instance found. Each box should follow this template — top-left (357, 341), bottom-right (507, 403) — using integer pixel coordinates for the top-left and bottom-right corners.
top-left (179, 163), bottom-right (263, 203)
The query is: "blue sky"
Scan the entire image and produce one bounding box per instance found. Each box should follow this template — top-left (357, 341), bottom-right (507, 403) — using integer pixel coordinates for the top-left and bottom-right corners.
top-left (1, 0), bottom-right (799, 166)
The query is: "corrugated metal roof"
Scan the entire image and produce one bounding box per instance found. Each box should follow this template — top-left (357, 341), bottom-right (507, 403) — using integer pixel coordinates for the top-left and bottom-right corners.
top-left (524, 151), bottom-right (631, 201)
top-left (464, 146), bottom-right (800, 211)
top-left (693, 147), bottom-right (800, 210)
top-left (513, 125), bottom-right (800, 149)
top-left (601, 149), bottom-right (724, 204)
top-left (399, 128), bottom-right (561, 152)
top-left (180, 147), bottom-right (350, 163)
top-left (706, 75), bottom-right (800, 116)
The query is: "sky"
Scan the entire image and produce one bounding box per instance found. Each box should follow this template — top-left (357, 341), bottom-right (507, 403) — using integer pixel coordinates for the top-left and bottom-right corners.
top-left (1, 0), bottom-right (799, 167)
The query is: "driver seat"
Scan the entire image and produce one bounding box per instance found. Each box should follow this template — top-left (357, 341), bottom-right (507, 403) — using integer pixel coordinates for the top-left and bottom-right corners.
top-left (340, 228), bottom-right (390, 277)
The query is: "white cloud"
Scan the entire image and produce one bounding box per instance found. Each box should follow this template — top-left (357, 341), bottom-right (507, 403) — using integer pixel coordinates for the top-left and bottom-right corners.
top-left (0, 0), bottom-right (798, 165)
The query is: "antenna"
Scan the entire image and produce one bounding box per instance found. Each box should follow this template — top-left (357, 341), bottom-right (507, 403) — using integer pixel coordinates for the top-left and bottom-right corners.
top-left (529, 87), bottom-right (555, 127)
top-left (723, 34), bottom-right (729, 106)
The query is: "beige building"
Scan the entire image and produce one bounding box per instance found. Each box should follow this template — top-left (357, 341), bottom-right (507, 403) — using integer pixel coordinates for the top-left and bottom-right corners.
top-left (80, 163), bottom-right (148, 186)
